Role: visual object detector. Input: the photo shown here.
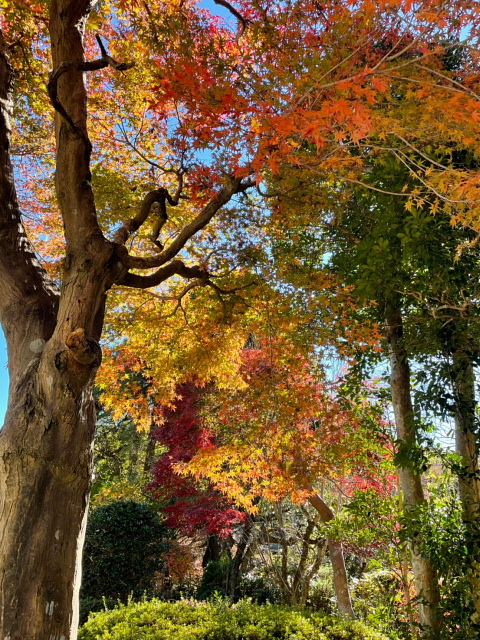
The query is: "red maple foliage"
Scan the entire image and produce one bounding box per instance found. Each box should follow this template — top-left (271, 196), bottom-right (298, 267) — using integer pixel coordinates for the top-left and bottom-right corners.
top-left (147, 381), bottom-right (246, 538)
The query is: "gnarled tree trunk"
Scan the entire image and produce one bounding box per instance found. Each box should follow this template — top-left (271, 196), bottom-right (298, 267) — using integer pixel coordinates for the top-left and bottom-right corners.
top-left (0, 4), bottom-right (121, 635)
top-left (385, 309), bottom-right (441, 637)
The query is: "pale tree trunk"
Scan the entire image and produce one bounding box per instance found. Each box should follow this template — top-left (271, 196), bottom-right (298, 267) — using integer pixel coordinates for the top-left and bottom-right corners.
top-left (450, 349), bottom-right (480, 523)
top-left (385, 310), bottom-right (441, 637)
top-left (307, 492), bottom-right (355, 618)
top-left (449, 347), bottom-right (480, 622)
top-left (0, 1), bottom-right (251, 636)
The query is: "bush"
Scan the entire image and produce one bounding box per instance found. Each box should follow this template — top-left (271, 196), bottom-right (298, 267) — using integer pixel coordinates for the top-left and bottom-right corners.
top-left (79, 599), bottom-right (392, 640)
top-left (352, 570), bottom-right (406, 638)
top-left (196, 556), bottom-right (231, 600)
top-left (306, 566), bottom-right (335, 613)
top-left (80, 500), bottom-right (170, 622)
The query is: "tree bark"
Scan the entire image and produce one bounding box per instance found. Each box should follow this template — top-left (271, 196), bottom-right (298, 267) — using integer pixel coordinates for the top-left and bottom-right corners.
top-left (0, 5), bottom-right (121, 637)
top-left (307, 492), bottom-right (355, 618)
top-left (449, 349), bottom-right (480, 523)
top-left (385, 309), bottom-right (441, 637)
top-left (228, 516), bottom-right (255, 601)
top-left (143, 421), bottom-right (157, 476)
top-left (449, 346), bottom-right (480, 623)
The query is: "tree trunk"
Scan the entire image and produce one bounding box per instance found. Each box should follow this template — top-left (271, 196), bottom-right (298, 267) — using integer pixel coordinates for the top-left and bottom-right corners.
top-left (228, 515), bottom-right (255, 601)
top-left (449, 347), bottom-right (480, 622)
top-left (385, 310), bottom-right (441, 637)
top-left (450, 349), bottom-right (480, 523)
top-left (307, 492), bottom-right (355, 618)
top-left (143, 421), bottom-right (157, 476)
top-left (0, 358), bottom-right (97, 638)
top-left (0, 0), bottom-right (250, 634)
top-left (202, 534), bottom-right (231, 567)
top-left (0, 6), bottom-right (122, 637)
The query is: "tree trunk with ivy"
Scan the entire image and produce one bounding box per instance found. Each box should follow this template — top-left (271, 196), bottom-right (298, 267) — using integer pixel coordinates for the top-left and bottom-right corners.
top-left (385, 307), bottom-right (441, 637)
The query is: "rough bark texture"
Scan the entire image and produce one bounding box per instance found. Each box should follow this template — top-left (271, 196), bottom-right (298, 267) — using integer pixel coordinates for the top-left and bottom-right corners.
top-left (307, 493), bottom-right (355, 619)
top-left (385, 309), bottom-right (441, 637)
top-left (0, 4), bottom-right (119, 635)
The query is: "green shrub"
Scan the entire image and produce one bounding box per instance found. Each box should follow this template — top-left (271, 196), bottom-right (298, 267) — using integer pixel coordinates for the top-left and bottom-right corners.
top-left (352, 570), bottom-right (406, 639)
top-left (79, 597), bottom-right (119, 626)
top-left (196, 556), bottom-right (231, 600)
top-left (238, 574), bottom-right (282, 604)
top-left (306, 566), bottom-right (335, 613)
top-left (79, 599), bottom-right (392, 640)
top-left (80, 500), bottom-right (170, 623)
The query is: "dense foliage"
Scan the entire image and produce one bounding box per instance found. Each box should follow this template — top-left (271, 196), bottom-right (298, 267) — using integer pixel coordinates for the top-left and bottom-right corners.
top-left (81, 501), bottom-right (170, 608)
top-left (1, 0), bottom-right (480, 637)
top-left (79, 600), bottom-right (389, 640)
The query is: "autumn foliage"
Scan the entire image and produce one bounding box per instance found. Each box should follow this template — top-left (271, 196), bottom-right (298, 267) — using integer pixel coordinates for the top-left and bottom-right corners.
top-left (148, 381), bottom-right (246, 537)
top-left (164, 343), bottom-right (395, 511)
top-left (1, 0), bottom-right (480, 636)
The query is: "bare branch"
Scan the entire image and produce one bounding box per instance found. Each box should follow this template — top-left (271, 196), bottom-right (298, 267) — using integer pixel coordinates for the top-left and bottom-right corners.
top-left (213, 0), bottom-right (249, 33)
top-left (48, 38), bottom-right (134, 131)
top-left (416, 63), bottom-right (480, 101)
top-left (207, 281), bottom-right (257, 295)
top-left (124, 177), bottom-right (254, 270)
top-left (114, 188), bottom-right (177, 246)
top-left (116, 259), bottom-right (208, 289)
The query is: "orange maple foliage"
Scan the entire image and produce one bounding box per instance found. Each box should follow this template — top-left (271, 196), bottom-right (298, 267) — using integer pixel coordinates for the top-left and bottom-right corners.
top-left (3, 0), bottom-right (479, 438)
top-left (181, 341), bottom-right (393, 511)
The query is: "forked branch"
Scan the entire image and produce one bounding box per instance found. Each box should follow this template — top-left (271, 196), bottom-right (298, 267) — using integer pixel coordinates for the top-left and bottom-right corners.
top-left (48, 35), bottom-right (134, 131)
top-left (124, 176), bottom-right (255, 270)
top-left (114, 187), bottom-right (179, 247)
top-left (117, 259), bottom-right (208, 289)
top-left (213, 0), bottom-right (249, 33)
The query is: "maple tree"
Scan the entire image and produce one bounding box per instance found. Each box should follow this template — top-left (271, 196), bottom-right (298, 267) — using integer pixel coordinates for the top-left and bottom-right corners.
top-left (180, 342), bottom-right (394, 617)
top-left (147, 381), bottom-right (247, 538)
top-left (0, 0), bottom-right (480, 637)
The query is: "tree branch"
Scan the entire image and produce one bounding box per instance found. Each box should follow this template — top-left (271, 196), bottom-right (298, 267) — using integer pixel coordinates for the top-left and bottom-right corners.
top-left (124, 177), bottom-right (254, 270)
top-left (213, 0), bottom-right (249, 33)
top-left (48, 36), bottom-right (134, 132)
top-left (113, 188), bottom-right (178, 246)
top-left (0, 31), bottom-right (59, 370)
top-left (116, 259), bottom-right (208, 289)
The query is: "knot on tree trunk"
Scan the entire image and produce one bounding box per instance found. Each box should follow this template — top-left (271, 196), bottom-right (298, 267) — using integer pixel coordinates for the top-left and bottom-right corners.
top-left (65, 328), bottom-right (102, 367)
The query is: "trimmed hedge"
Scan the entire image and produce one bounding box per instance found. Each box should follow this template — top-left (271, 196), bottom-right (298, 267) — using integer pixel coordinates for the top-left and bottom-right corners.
top-left (79, 599), bottom-right (392, 640)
